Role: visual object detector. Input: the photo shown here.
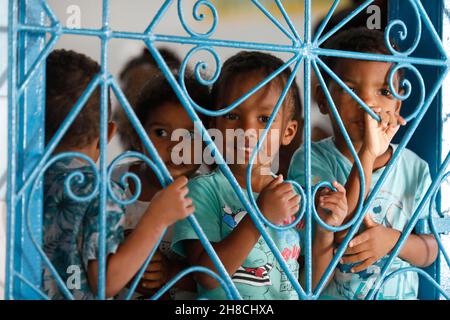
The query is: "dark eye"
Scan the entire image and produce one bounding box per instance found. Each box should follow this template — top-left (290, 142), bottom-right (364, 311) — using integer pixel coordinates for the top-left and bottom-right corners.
top-left (258, 115), bottom-right (271, 123)
top-left (223, 113), bottom-right (239, 120)
top-left (154, 128), bottom-right (168, 137)
top-left (380, 88), bottom-right (392, 97)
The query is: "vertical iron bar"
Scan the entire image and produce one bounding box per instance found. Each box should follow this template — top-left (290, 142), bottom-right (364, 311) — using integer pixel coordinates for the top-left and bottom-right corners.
top-left (304, 0), bottom-right (312, 298)
top-left (6, 0), bottom-right (18, 300)
top-left (97, 0), bottom-right (110, 300)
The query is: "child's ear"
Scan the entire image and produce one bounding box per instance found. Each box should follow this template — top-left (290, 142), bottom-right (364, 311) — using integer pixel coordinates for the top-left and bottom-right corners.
top-left (107, 121), bottom-right (117, 143)
top-left (281, 119), bottom-right (298, 146)
top-left (315, 84), bottom-right (329, 115)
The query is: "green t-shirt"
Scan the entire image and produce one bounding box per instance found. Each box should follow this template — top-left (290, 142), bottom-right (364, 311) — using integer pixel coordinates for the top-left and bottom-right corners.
top-left (288, 137), bottom-right (436, 300)
top-left (171, 169), bottom-right (301, 300)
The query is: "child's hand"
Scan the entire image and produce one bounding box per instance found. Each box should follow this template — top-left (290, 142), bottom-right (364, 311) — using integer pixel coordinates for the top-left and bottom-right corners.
top-left (139, 250), bottom-right (169, 291)
top-left (363, 108), bottom-right (406, 159)
top-left (257, 175), bottom-right (301, 225)
top-left (143, 176), bottom-right (194, 228)
top-left (315, 181), bottom-right (347, 234)
top-left (339, 214), bottom-right (401, 272)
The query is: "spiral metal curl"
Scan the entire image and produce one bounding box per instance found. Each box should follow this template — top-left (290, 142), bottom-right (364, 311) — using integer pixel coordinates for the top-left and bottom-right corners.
top-left (177, 0), bottom-right (218, 38)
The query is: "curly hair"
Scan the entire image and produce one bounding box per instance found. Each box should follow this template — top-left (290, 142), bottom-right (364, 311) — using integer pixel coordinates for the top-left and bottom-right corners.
top-left (211, 51), bottom-right (302, 121)
top-left (321, 27), bottom-right (403, 84)
top-left (119, 47), bottom-right (181, 83)
top-left (45, 49), bottom-right (107, 148)
top-left (115, 47), bottom-right (183, 150)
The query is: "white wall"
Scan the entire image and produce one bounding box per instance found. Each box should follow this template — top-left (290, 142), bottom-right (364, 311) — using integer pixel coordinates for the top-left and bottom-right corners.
top-left (47, 0), bottom-right (333, 162)
top-left (0, 0), bottom-right (7, 301)
top-left (439, 0), bottom-right (450, 296)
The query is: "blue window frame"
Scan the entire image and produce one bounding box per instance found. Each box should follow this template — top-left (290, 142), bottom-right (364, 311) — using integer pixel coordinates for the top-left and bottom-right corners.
top-left (5, 0), bottom-right (450, 300)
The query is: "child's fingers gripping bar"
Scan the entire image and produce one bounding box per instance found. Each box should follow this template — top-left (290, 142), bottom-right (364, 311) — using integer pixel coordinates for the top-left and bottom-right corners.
top-left (266, 173), bottom-right (284, 189)
top-left (275, 182), bottom-right (297, 196)
top-left (179, 185), bottom-right (189, 198)
top-left (171, 176), bottom-right (189, 189)
top-left (266, 172), bottom-right (306, 230)
top-left (288, 194), bottom-right (301, 209)
top-left (184, 197), bottom-right (193, 208)
top-left (331, 180), bottom-right (345, 194)
top-left (317, 181), bottom-right (338, 194)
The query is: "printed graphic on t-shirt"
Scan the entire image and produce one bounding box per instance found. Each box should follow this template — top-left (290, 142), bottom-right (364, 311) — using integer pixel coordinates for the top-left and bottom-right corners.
top-left (222, 202), bottom-right (302, 295)
top-left (222, 205), bottom-right (247, 229)
top-left (232, 239), bottom-right (275, 286)
top-left (335, 259), bottom-right (384, 299)
top-left (368, 189), bottom-right (412, 230)
top-left (232, 264), bottom-right (274, 286)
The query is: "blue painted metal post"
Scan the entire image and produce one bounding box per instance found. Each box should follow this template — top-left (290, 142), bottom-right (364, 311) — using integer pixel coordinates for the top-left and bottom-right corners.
top-left (8, 0), bottom-right (46, 299)
top-left (390, 0), bottom-right (445, 300)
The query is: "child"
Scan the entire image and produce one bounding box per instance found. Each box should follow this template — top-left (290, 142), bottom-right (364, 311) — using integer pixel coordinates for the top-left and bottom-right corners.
top-left (112, 72), bottom-right (211, 299)
top-left (116, 47), bottom-right (181, 151)
top-left (288, 28), bottom-right (439, 300)
top-left (43, 49), bottom-right (193, 299)
top-left (171, 51), bottom-right (347, 300)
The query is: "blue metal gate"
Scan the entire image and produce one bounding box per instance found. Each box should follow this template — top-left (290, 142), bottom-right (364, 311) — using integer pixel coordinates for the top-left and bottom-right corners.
top-left (5, 0), bottom-right (450, 300)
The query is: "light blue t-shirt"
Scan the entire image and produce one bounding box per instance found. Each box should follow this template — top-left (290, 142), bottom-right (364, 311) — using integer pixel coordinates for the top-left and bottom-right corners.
top-left (43, 158), bottom-right (126, 300)
top-left (171, 169), bottom-right (301, 300)
top-left (288, 137), bottom-right (435, 300)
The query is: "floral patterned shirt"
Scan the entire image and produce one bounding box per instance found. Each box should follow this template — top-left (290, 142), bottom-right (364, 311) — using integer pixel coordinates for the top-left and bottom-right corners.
top-left (43, 158), bottom-right (126, 300)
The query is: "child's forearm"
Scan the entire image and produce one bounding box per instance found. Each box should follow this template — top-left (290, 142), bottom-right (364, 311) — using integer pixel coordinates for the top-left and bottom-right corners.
top-left (186, 215), bottom-right (261, 290)
top-left (305, 231), bottom-right (335, 292)
top-left (131, 260), bottom-right (195, 299)
top-left (167, 261), bottom-right (197, 292)
top-left (335, 148), bottom-right (376, 243)
top-left (345, 147), bottom-right (376, 219)
top-left (397, 233), bottom-right (439, 267)
top-left (88, 214), bottom-right (167, 298)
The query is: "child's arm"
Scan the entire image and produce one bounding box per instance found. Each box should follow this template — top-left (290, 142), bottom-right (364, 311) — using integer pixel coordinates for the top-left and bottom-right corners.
top-left (336, 109), bottom-right (406, 241)
top-left (184, 214), bottom-right (261, 290)
top-left (138, 250), bottom-right (196, 294)
top-left (300, 181), bottom-right (347, 290)
top-left (339, 215), bottom-right (438, 272)
top-left (334, 111), bottom-right (438, 272)
top-left (185, 175), bottom-right (300, 291)
top-left (87, 176), bottom-right (194, 298)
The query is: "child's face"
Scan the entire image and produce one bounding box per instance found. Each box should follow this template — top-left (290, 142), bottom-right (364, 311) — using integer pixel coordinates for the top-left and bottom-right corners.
top-left (144, 102), bottom-right (200, 179)
top-left (213, 72), bottom-right (297, 173)
top-left (319, 59), bottom-right (402, 143)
